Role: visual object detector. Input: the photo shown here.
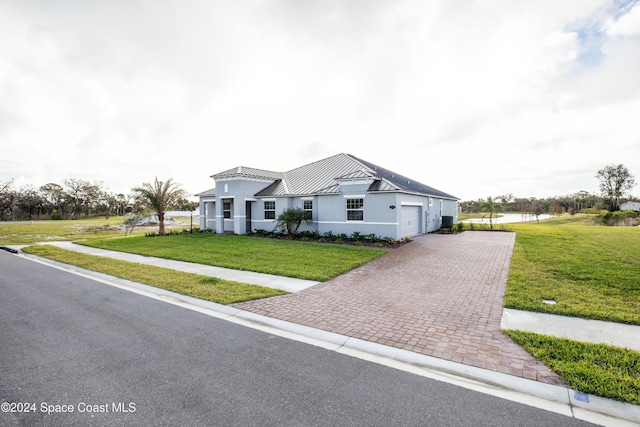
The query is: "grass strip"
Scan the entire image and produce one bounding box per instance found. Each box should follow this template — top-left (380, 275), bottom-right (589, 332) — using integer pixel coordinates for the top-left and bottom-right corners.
top-left (79, 233), bottom-right (386, 281)
top-left (22, 245), bottom-right (288, 304)
top-left (505, 330), bottom-right (640, 405)
top-left (505, 215), bottom-right (640, 325)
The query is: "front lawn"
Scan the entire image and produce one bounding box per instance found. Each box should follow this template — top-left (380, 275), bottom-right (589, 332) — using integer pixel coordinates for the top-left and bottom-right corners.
top-left (506, 330), bottom-right (640, 405)
top-left (505, 215), bottom-right (640, 325)
top-left (504, 215), bottom-right (640, 404)
top-left (79, 233), bottom-right (386, 281)
top-left (22, 245), bottom-right (288, 304)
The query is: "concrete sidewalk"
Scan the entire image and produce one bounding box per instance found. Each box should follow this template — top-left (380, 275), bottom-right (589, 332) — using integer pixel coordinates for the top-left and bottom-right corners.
top-left (501, 308), bottom-right (640, 352)
top-left (35, 241), bottom-right (319, 293)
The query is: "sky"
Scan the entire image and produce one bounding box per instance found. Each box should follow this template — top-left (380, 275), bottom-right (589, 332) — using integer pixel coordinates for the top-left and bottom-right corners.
top-left (1, 0), bottom-right (639, 202)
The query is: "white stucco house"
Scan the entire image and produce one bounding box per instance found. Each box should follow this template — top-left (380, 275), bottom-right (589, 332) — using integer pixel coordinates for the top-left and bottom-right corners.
top-left (197, 153), bottom-right (458, 239)
top-left (620, 201), bottom-right (640, 211)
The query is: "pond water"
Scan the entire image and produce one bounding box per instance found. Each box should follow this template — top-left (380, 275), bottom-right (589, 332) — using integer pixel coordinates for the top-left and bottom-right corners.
top-left (463, 213), bottom-right (553, 224)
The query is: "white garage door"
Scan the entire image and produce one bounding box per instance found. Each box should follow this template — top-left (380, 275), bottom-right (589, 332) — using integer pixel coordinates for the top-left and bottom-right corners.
top-left (401, 206), bottom-right (420, 237)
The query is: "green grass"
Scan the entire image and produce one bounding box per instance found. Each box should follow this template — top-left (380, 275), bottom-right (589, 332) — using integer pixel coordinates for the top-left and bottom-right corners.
top-left (506, 330), bottom-right (640, 405)
top-left (0, 216), bottom-right (184, 245)
top-left (79, 233), bottom-right (386, 281)
top-left (22, 245), bottom-right (288, 304)
top-left (505, 214), bottom-right (640, 325)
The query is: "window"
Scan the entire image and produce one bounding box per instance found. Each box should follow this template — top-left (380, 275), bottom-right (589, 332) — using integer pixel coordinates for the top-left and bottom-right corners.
top-left (303, 199), bottom-right (313, 220)
top-left (264, 201), bottom-right (276, 219)
top-left (346, 198), bottom-right (364, 221)
top-left (223, 201), bottom-right (231, 219)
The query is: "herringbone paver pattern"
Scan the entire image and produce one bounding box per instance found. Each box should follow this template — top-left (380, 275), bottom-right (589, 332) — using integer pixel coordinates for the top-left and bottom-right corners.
top-left (234, 231), bottom-right (563, 385)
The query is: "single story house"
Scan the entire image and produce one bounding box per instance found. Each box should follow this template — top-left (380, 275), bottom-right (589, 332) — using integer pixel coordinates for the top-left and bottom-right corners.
top-left (197, 153), bottom-right (458, 239)
top-left (620, 201), bottom-right (640, 211)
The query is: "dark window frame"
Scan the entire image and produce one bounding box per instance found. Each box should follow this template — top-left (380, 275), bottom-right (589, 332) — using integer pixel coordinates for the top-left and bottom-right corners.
top-left (264, 200), bottom-right (276, 220)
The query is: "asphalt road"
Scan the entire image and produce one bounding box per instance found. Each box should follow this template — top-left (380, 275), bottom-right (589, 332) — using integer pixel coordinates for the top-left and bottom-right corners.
top-left (0, 251), bottom-right (595, 427)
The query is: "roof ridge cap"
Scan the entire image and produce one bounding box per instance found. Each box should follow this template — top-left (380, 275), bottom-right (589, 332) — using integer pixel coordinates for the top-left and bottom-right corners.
top-left (345, 154), bottom-right (375, 173)
top-left (284, 153), bottom-right (347, 173)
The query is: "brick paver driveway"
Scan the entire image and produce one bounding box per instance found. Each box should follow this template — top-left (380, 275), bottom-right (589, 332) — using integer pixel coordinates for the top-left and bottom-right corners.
top-left (234, 231), bottom-right (562, 385)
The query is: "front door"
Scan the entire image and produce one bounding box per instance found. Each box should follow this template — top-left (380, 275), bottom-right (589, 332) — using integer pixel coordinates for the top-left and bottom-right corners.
top-left (245, 201), bottom-right (252, 233)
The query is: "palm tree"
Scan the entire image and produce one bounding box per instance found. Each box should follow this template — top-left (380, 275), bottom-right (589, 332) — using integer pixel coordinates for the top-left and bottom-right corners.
top-left (132, 178), bottom-right (187, 235)
top-left (480, 196), bottom-right (501, 230)
top-left (274, 207), bottom-right (312, 235)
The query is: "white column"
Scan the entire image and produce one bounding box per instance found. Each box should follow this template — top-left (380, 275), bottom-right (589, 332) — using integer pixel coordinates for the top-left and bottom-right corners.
top-left (199, 200), bottom-right (206, 229)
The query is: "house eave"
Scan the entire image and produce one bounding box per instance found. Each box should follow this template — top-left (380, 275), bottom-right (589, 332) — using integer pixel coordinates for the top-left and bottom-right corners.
top-left (215, 176), bottom-right (278, 184)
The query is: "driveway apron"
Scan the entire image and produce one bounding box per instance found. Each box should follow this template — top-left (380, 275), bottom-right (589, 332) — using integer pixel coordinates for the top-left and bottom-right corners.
top-left (234, 231), bottom-right (563, 385)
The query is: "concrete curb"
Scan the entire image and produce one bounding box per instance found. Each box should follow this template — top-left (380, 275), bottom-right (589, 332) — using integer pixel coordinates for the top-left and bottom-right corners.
top-left (229, 306), bottom-right (640, 426)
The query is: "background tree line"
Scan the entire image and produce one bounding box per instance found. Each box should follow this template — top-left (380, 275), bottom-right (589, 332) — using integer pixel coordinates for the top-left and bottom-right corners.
top-left (2, 164), bottom-right (634, 222)
top-left (0, 178), bottom-right (196, 221)
top-left (459, 192), bottom-right (608, 215)
top-left (461, 164), bottom-right (637, 215)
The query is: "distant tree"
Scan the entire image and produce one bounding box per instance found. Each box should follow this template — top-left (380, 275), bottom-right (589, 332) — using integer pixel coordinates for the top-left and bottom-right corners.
top-left (132, 178), bottom-right (187, 235)
top-left (17, 186), bottom-right (44, 219)
top-left (0, 179), bottom-right (15, 220)
top-left (64, 179), bottom-right (85, 219)
top-left (480, 197), bottom-right (501, 230)
top-left (596, 164), bottom-right (636, 211)
top-left (571, 190), bottom-right (590, 214)
top-left (274, 207), bottom-right (312, 235)
top-left (64, 179), bottom-right (104, 219)
top-left (39, 183), bottom-right (66, 217)
top-left (549, 201), bottom-right (563, 216)
top-left (175, 198), bottom-right (199, 212)
top-left (497, 194), bottom-right (513, 213)
top-left (114, 193), bottom-right (130, 216)
top-left (532, 199), bottom-right (545, 223)
top-left (95, 188), bottom-right (119, 218)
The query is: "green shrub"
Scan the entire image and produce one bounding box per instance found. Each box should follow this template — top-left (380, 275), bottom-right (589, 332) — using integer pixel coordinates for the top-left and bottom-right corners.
top-left (366, 233), bottom-right (381, 243)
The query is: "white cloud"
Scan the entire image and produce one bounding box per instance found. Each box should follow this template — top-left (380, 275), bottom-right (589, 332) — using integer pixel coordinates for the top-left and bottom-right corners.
top-left (0, 0), bottom-right (639, 201)
top-left (604, 1), bottom-right (640, 36)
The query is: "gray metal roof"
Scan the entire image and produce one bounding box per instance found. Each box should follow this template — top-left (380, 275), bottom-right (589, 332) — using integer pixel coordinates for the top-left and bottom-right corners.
top-left (203, 153), bottom-right (458, 200)
top-left (335, 169), bottom-right (377, 180)
top-left (212, 166), bottom-right (283, 181)
top-left (195, 188), bottom-right (216, 197)
top-left (258, 153), bottom-right (366, 196)
top-left (350, 155), bottom-right (458, 199)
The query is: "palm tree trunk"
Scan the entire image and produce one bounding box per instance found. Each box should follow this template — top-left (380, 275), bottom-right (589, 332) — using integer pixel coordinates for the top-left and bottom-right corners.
top-left (158, 211), bottom-right (165, 235)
